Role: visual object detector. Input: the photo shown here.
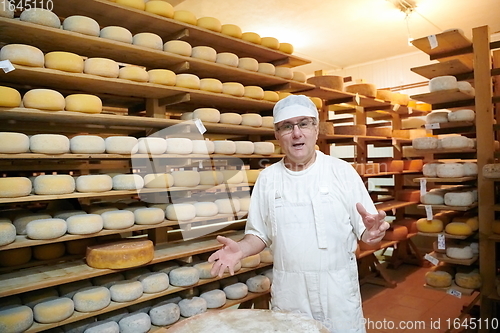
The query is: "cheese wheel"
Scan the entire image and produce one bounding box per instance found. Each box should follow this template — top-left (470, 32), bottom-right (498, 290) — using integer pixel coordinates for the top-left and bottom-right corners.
top-left (134, 207), bottom-right (164, 225)
top-left (199, 78), bottom-right (223, 93)
top-left (166, 203), bottom-right (196, 220)
top-left (425, 270), bottom-right (452, 288)
top-left (193, 202), bottom-right (218, 217)
top-left (180, 112), bottom-right (193, 120)
top-left (257, 63), bottom-right (276, 75)
top-left (221, 170), bottom-right (244, 184)
top-left (446, 245), bottom-right (473, 259)
top-left (455, 270), bottom-right (481, 289)
top-left (30, 134), bottom-right (69, 154)
top-left (145, 0), bottom-right (174, 18)
top-left (86, 239), bottom-right (154, 269)
top-left (27, 218), bottom-right (67, 240)
top-left (197, 16), bottom-right (221, 32)
top-left (148, 69), bottom-right (176, 85)
top-left (165, 138), bottom-right (193, 154)
top-left (100, 26), bottom-right (133, 43)
top-left (0, 222), bottom-right (16, 246)
top-left (436, 163), bottom-right (465, 178)
top-left (84, 58), bottom-right (119, 78)
top-left (259, 37), bottom-right (279, 50)
top-left (240, 254), bottom-right (260, 268)
top-left (445, 222), bottom-right (473, 236)
top-left (137, 137), bottom-right (167, 154)
top-left (176, 73), bottom-right (200, 89)
top-left (116, 0), bottom-right (145, 10)
top-left (444, 191), bottom-right (474, 206)
top-left (70, 135), bottom-right (105, 153)
top-left (222, 82), bottom-right (245, 96)
top-left (101, 210), bottom-right (135, 229)
top-left (440, 135), bottom-right (470, 149)
top-left (219, 112), bottom-right (242, 125)
top-left (84, 320), bottom-right (120, 333)
top-left (429, 76), bottom-right (458, 92)
top-left (214, 140), bottom-right (236, 154)
top-left (279, 42), bottom-right (294, 54)
top-left (112, 174), bottom-right (144, 190)
top-left (164, 40), bottom-right (192, 56)
top-left (0, 247), bottom-right (32, 266)
top-left (416, 218), bottom-right (443, 233)
top-left (138, 272), bottom-right (169, 293)
top-left (423, 163), bottom-right (441, 177)
top-left (243, 86), bottom-right (264, 100)
top-left (235, 141), bottom-right (254, 154)
top-left (33, 175), bottom-right (75, 195)
top-left (259, 248), bottom-right (273, 263)
top-left (199, 289), bottom-right (226, 309)
top-left (223, 282), bottom-right (248, 299)
top-left (260, 116), bottom-right (274, 128)
top-left (241, 32), bottom-right (261, 44)
top-left (457, 81), bottom-right (475, 95)
top-left (237, 57), bottom-right (259, 71)
top-left (453, 216), bottom-right (479, 231)
top-left (65, 238), bottom-right (96, 255)
top-left (193, 261), bottom-right (215, 279)
top-left (292, 71), bottom-right (307, 83)
top-left (192, 140), bottom-right (215, 154)
top-left (173, 10), bottom-right (197, 25)
top-left (144, 173), bottom-right (174, 188)
top-left (150, 302), bottom-right (180, 326)
top-left (119, 66), bottom-right (149, 82)
top-left (65, 94), bottom-right (103, 114)
top-left (345, 83), bottom-right (377, 97)
top-left (169, 266), bottom-right (199, 286)
top-left (253, 142), bottom-right (274, 155)
top-left (191, 46), bottom-right (217, 62)
top-left (463, 162), bottom-right (477, 176)
top-left (33, 298), bottom-right (74, 324)
top-left (62, 15), bottom-right (100, 36)
top-left (448, 109), bottom-right (475, 122)
top-left (274, 67), bottom-right (293, 80)
top-left (23, 89), bottom-right (65, 111)
top-left (483, 164), bottom-right (500, 178)
top-left (193, 108), bottom-right (220, 122)
top-left (73, 286), bottom-right (111, 312)
top-left (198, 170), bottom-right (223, 185)
top-left (245, 169), bottom-right (260, 183)
top-left (383, 224), bottom-right (408, 241)
top-left (13, 213), bottom-right (52, 235)
top-left (221, 24), bottom-right (242, 38)
top-left (0, 132), bottom-right (29, 153)
top-left (241, 113), bottom-right (262, 126)
top-left (216, 52), bottom-right (239, 67)
top-left (0, 305), bottom-right (33, 333)
top-left (215, 198), bottom-right (240, 214)
top-left (0, 86), bottom-right (22, 107)
top-left (0, 44), bottom-right (44, 67)
top-left (412, 137), bottom-right (438, 150)
top-left (19, 8), bottom-right (60, 28)
top-left (171, 170), bottom-right (199, 187)
top-left (390, 93), bottom-right (409, 106)
top-left (44, 51), bottom-right (84, 73)
top-left (105, 136), bottom-right (138, 154)
top-left (178, 297), bottom-right (207, 318)
top-left (109, 280), bottom-right (143, 302)
top-left (420, 191), bottom-right (444, 205)
top-left (66, 214), bottom-right (103, 234)
top-left (246, 275), bottom-right (271, 293)
top-left (75, 174), bottom-right (112, 193)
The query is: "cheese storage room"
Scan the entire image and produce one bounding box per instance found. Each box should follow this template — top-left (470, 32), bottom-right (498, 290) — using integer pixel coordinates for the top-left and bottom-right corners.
top-left (0, 0), bottom-right (500, 332)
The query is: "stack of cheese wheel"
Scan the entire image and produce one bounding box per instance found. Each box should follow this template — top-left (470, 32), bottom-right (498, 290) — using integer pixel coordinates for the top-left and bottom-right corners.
top-left (429, 76), bottom-right (458, 92)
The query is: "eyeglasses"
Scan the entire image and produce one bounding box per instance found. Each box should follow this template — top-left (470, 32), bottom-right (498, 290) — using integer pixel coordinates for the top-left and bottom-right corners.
top-left (276, 118), bottom-right (316, 136)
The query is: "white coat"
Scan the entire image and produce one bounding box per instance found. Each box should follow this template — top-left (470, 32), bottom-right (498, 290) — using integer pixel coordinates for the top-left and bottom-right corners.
top-left (245, 151), bottom-right (376, 333)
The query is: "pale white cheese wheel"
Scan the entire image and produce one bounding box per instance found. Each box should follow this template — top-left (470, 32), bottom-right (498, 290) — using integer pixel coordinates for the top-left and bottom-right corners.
top-left (65, 94), bottom-right (103, 114)
top-left (133, 32), bottom-right (163, 50)
top-left (0, 3), bottom-right (14, 18)
top-left (30, 134), bottom-right (69, 154)
top-left (138, 272), bottom-right (169, 293)
top-left (241, 113), bottom-right (262, 126)
top-left (246, 275), bottom-right (271, 292)
top-left (112, 174), bottom-right (144, 190)
top-left (0, 86), bottom-right (21, 107)
top-left (23, 89), bottom-right (65, 111)
top-left (101, 210), bottom-right (135, 229)
top-left (200, 78), bottom-right (223, 93)
top-left (137, 137), bottom-right (167, 154)
top-left (426, 111), bottom-right (449, 124)
top-left (166, 203), bottom-right (196, 220)
top-left (263, 91), bottom-right (279, 102)
top-left (221, 170), bottom-right (244, 184)
top-left (448, 109), bottom-right (475, 122)
top-left (34, 174), bottom-right (75, 195)
top-left (420, 191), bottom-right (444, 205)
top-left (164, 40), bottom-right (192, 56)
top-left (169, 266), bottom-right (200, 286)
top-left (219, 112), bottom-right (242, 125)
top-left (213, 140), bottom-right (236, 154)
top-left (33, 298), bottom-right (74, 324)
top-left (200, 289), bottom-right (226, 309)
top-left (0, 44), bottom-right (44, 67)
top-left (76, 175), bottom-right (113, 192)
top-left (193, 202), bottom-right (218, 217)
top-left (191, 46), bottom-right (217, 62)
top-left (73, 286), bottom-right (111, 312)
top-left (26, 218), bottom-right (67, 239)
top-left (423, 163), bottom-right (441, 177)
top-left (0, 305), bottom-right (33, 333)
top-left (215, 198), bottom-right (240, 214)
top-left (171, 170), bottom-right (200, 187)
top-left (0, 177), bottom-right (31, 198)
top-left (150, 302), bottom-right (180, 326)
top-left (0, 132), bottom-right (29, 153)
top-left (440, 135), bottom-right (470, 149)
top-left (193, 108), bottom-right (220, 122)
top-left (463, 162), bottom-right (478, 176)
top-left (235, 141), bottom-right (254, 154)
top-left (84, 58), bottom-right (119, 78)
top-left (66, 214), bottom-right (103, 234)
top-left (243, 86), bottom-right (264, 100)
top-left (178, 297), bottom-right (207, 318)
top-left (109, 280), bottom-right (143, 302)
top-left (165, 138), bottom-right (193, 154)
top-left (261, 116), bottom-right (274, 128)
top-left (70, 135), bottom-right (105, 153)
top-left (19, 8), bottom-right (60, 28)
top-left (119, 312), bottom-right (151, 333)
top-left (105, 136), bottom-right (138, 154)
top-left (412, 137), bottom-right (438, 150)
top-left (176, 73), bottom-right (200, 89)
top-left (145, 0), bottom-right (174, 18)
top-left (191, 140), bottom-right (215, 154)
top-left (13, 213), bottom-right (51, 235)
top-left (253, 142), bottom-right (275, 155)
top-left (180, 112), bottom-right (193, 120)
top-left (84, 320), bottom-right (120, 333)
top-left (292, 71), bottom-right (307, 82)
top-left (222, 82), bottom-right (245, 96)
top-left (444, 191), bottom-right (475, 206)
top-left (100, 26), bottom-right (133, 43)
top-left (436, 163), bottom-right (465, 178)
top-left (223, 282), bottom-right (248, 299)
top-left (45, 51), bottom-right (84, 73)
top-left (0, 222), bottom-right (16, 246)
top-left (237, 57), bottom-right (259, 71)
top-left (144, 173), bottom-right (174, 188)
top-left (193, 261), bottom-right (215, 279)
top-left (119, 66), bottom-right (149, 82)
top-left (216, 52), bottom-right (239, 67)
top-left (446, 245), bottom-right (473, 259)
top-left (148, 69), bottom-right (176, 85)
top-left (429, 76), bottom-right (458, 92)
top-left (258, 63), bottom-right (275, 75)
top-left (62, 15), bottom-right (100, 36)
top-left (134, 207), bottom-right (164, 225)
top-left (198, 170), bottom-right (223, 185)
top-left (274, 67), bottom-right (293, 80)
top-left (457, 81), bottom-right (475, 95)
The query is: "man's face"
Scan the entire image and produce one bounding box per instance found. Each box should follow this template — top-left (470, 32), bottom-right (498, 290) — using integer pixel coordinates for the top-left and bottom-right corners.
top-left (274, 116), bottom-right (318, 167)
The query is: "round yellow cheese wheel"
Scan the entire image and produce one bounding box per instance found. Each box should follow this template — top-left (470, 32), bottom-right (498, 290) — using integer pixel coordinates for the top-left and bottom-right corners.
top-left (278, 92), bottom-right (292, 100)
top-left (191, 46), bottom-right (217, 62)
top-left (197, 17), bottom-right (221, 32)
top-left (0, 177), bottom-right (31, 198)
top-left (222, 82), bottom-right (244, 96)
top-left (0, 44), bottom-right (44, 67)
top-left (261, 37), bottom-right (279, 50)
top-left (173, 10), bottom-right (197, 25)
top-left (133, 32), bottom-right (163, 50)
top-left (237, 57), bottom-right (258, 72)
top-left (33, 174), bottom-right (75, 195)
top-left (292, 71), bottom-right (307, 82)
top-left (219, 112), bottom-right (242, 125)
top-left (33, 242), bottom-right (66, 260)
top-left (0, 305), bottom-right (33, 333)
top-left (200, 78), bottom-right (223, 93)
top-left (44, 51), bottom-right (84, 73)
top-left (65, 94), bottom-right (102, 114)
top-left (164, 40), bottom-right (192, 56)
top-left (241, 32), bottom-right (261, 44)
top-left (278, 42), bottom-right (294, 54)
top-left (275, 67), bottom-right (293, 80)
top-left (116, 0), bottom-right (145, 10)
top-left (416, 218), bottom-right (443, 233)
top-left (100, 26), bottom-right (133, 44)
top-left (445, 222), bottom-right (473, 236)
top-left (176, 73), bottom-right (200, 89)
top-left (148, 69), bottom-right (176, 85)
top-left (215, 52), bottom-right (239, 67)
top-left (19, 8), bottom-right (60, 28)
top-left (221, 24), bottom-right (242, 38)
top-left (84, 58), bottom-right (120, 78)
top-left (258, 63), bottom-right (275, 75)
top-left (23, 89), bottom-right (65, 111)
top-left (145, 0), bottom-right (174, 18)
top-left (62, 15), bottom-right (100, 37)
top-left (0, 86), bottom-right (21, 107)
top-left (0, 247), bottom-right (32, 266)
top-left (263, 91), bottom-right (279, 102)
top-left (243, 86), bottom-right (264, 100)
top-left (119, 66), bottom-right (149, 82)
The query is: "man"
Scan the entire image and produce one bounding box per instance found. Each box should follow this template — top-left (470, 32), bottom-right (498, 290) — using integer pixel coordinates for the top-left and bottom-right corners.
top-left (209, 94), bottom-right (389, 332)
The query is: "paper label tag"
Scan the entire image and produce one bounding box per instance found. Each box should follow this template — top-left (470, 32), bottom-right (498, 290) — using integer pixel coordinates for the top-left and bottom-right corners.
top-left (428, 34), bottom-right (438, 49)
top-left (198, 160), bottom-right (203, 169)
top-left (355, 93), bottom-right (361, 105)
top-left (392, 104), bottom-right (401, 112)
top-left (424, 205), bottom-right (433, 221)
top-left (420, 178), bottom-right (427, 196)
top-left (408, 107), bottom-right (413, 114)
top-left (392, 137), bottom-right (397, 146)
top-left (425, 123), bottom-right (440, 130)
top-left (447, 289), bottom-right (462, 298)
top-left (424, 253), bottom-right (439, 266)
top-left (0, 60), bottom-right (15, 73)
top-left (437, 234), bottom-right (446, 250)
top-left (194, 118), bottom-right (207, 134)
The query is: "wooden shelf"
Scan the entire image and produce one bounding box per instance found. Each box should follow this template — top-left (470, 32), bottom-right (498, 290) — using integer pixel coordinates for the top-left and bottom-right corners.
top-left (375, 200), bottom-right (418, 212)
top-left (410, 89), bottom-right (475, 107)
top-left (0, 153), bottom-right (283, 160)
top-left (488, 234), bottom-right (500, 241)
top-left (411, 59), bottom-right (473, 80)
top-left (424, 121), bottom-right (475, 131)
top-left (417, 202), bottom-right (478, 211)
top-left (319, 134), bottom-right (411, 144)
top-left (49, 0), bottom-right (309, 68)
top-left (413, 176), bottom-right (477, 183)
top-left (417, 231), bottom-right (472, 240)
top-left (405, 147), bottom-right (476, 155)
top-left (429, 251), bottom-right (478, 266)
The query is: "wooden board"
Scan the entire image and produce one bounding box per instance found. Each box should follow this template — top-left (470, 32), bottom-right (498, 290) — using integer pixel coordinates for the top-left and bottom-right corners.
top-left (411, 59), bottom-right (473, 79)
top-left (430, 251), bottom-right (478, 266)
top-left (375, 200), bottom-right (418, 212)
top-left (0, 153), bottom-right (282, 160)
top-left (417, 232), bottom-right (470, 240)
top-left (410, 89), bottom-right (475, 105)
top-left (424, 121), bottom-right (475, 130)
top-left (405, 147), bottom-right (476, 155)
top-left (417, 203), bottom-right (478, 211)
top-left (413, 176), bottom-right (477, 183)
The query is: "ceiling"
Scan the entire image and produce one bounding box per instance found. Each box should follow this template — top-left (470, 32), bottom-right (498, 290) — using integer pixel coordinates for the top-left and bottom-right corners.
top-left (168, 0), bottom-right (500, 75)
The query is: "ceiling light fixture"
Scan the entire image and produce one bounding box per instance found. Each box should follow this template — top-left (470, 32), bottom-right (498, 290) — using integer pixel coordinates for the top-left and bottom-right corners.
top-left (386, 0), bottom-right (417, 15)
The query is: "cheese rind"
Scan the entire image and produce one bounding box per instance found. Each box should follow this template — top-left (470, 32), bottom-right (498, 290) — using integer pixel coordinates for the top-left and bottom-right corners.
top-left (178, 297), bottom-right (207, 318)
top-left (240, 254), bottom-right (260, 268)
top-left (0, 247), bottom-right (32, 266)
top-left (253, 142), bottom-right (275, 155)
top-left (45, 51), bottom-right (84, 73)
top-left (23, 89), bottom-right (65, 111)
top-left (425, 270), bottom-right (452, 288)
top-left (0, 305), bottom-right (33, 333)
top-left (200, 289), bottom-right (226, 308)
top-left (166, 203), bottom-right (196, 221)
top-left (171, 171), bottom-right (200, 187)
top-left (200, 78), bottom-right (223, 93)
top-left (109, 280), bottom-right (143, 302)
top-left (197, 17), bottom-right (222, 32)
top-left (62, 15), bottom-right (100, 36)
top-left (445, 222), bottom-right (473, 236)
top-left (70, 135), bottom-right (105, 153)
top-left (100, 26), bottom-right (133, 43)
top-left (416, 218), bottom-right (443, 233)
top-left (0, 222), bottom-right (16, 246)
top-left (173, 10), bottom-right (197, 24)
top-left (241, 32), bottom-right (261, 44)
top-left (223, 282), bottom-right (248, 299)
top-left (84, 58), bottom-right (120, 78)
top-left (73, 286), bottom-right (111, 312)
top-left (191, 46), bottom-right (217, 62)
top-left (169, 266), bottom-right (200, 286)
top-left (0, 86), bottom-right (22, 107)
top-left (138, 272), bottom-right (170, 293)
top-left (219, 113), bottom-right (242, 124)
top-left (150, 302), bottom-right (180, 326)
top-left (33, 174), bottom-right (75, 195)
top-left (145, 0), bottom-right (174, 18)
top-left (0, 177), bottom-right (31, 198)
top-left (193, 108), bottom-right (220, 122)
top-left (119, 312), bottom-right (151, 333)
top-left (446, 245), bottom-right (473, 259)
top-left (19, 8), bottom-right (60, 28)
top-left (65, 94), bottom-right (103, 114)
top-left (164, 40), bottom-right (192, 56)
top-left (105, 136), bottom-right (139, 154)
top-left (133, 32), bottom-right (163, 50)
top-left (216, 52), bottom-right (239, 67)
top-left (101, 210), bottom-right (135, 230)
top-left (86, 239), bottom-right (154, 269)
top-left (176, 73), bottom-right (200, 89)
top-left (76, 175), bottom-right (113, 193)
top-left (429, 76), bottom-right (458, 92)
top-left (412, 137), bottom-right (438, 150)
top-left (237, 58), bottom-right (259, 72)
top-left (137, 137), bottom-right (167, 154)
top-left (345, 83), bottom-right (377, 97)
top-left (119, 66), bottom-right (149, 82)
top-left (144, 173), bottom-right (174, 188)
top-left (448, 109), bottom-right (475, 122)
top-left (221, 24), bottom-right (242, 38)
top-left (26, 218), bottom-right (67, 240)
top-left (66, 214), bottom-right (103, 234)
top-left (0, 44), bottom-right (44, 67)
top-left (444, 191), bottom-right (475, 207)
top-left (112, 174), bottom-right (144, 190)
top-left (274, 67), bottom-right (293, 80)
top-left (134, 207), bottom-right (165, 225)
top-left (116, 0), bottom-right (145, 10)
top-left (241, 114), bottom-right (262, 127)
top-left (436, 163), bottom-right (465, 178)
top-left (148, 69), bottom-right (176, 85)
top-left (33, 298), bottom-right (74, 324)
top-left (246, 275), bottom-right (271, 292)
top-left (222, 82), bottom-right (245, 96)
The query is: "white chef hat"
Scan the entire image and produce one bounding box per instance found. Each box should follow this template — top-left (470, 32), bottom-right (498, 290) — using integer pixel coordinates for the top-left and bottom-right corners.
top-left (273, 95), bottom-right (318, 124)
